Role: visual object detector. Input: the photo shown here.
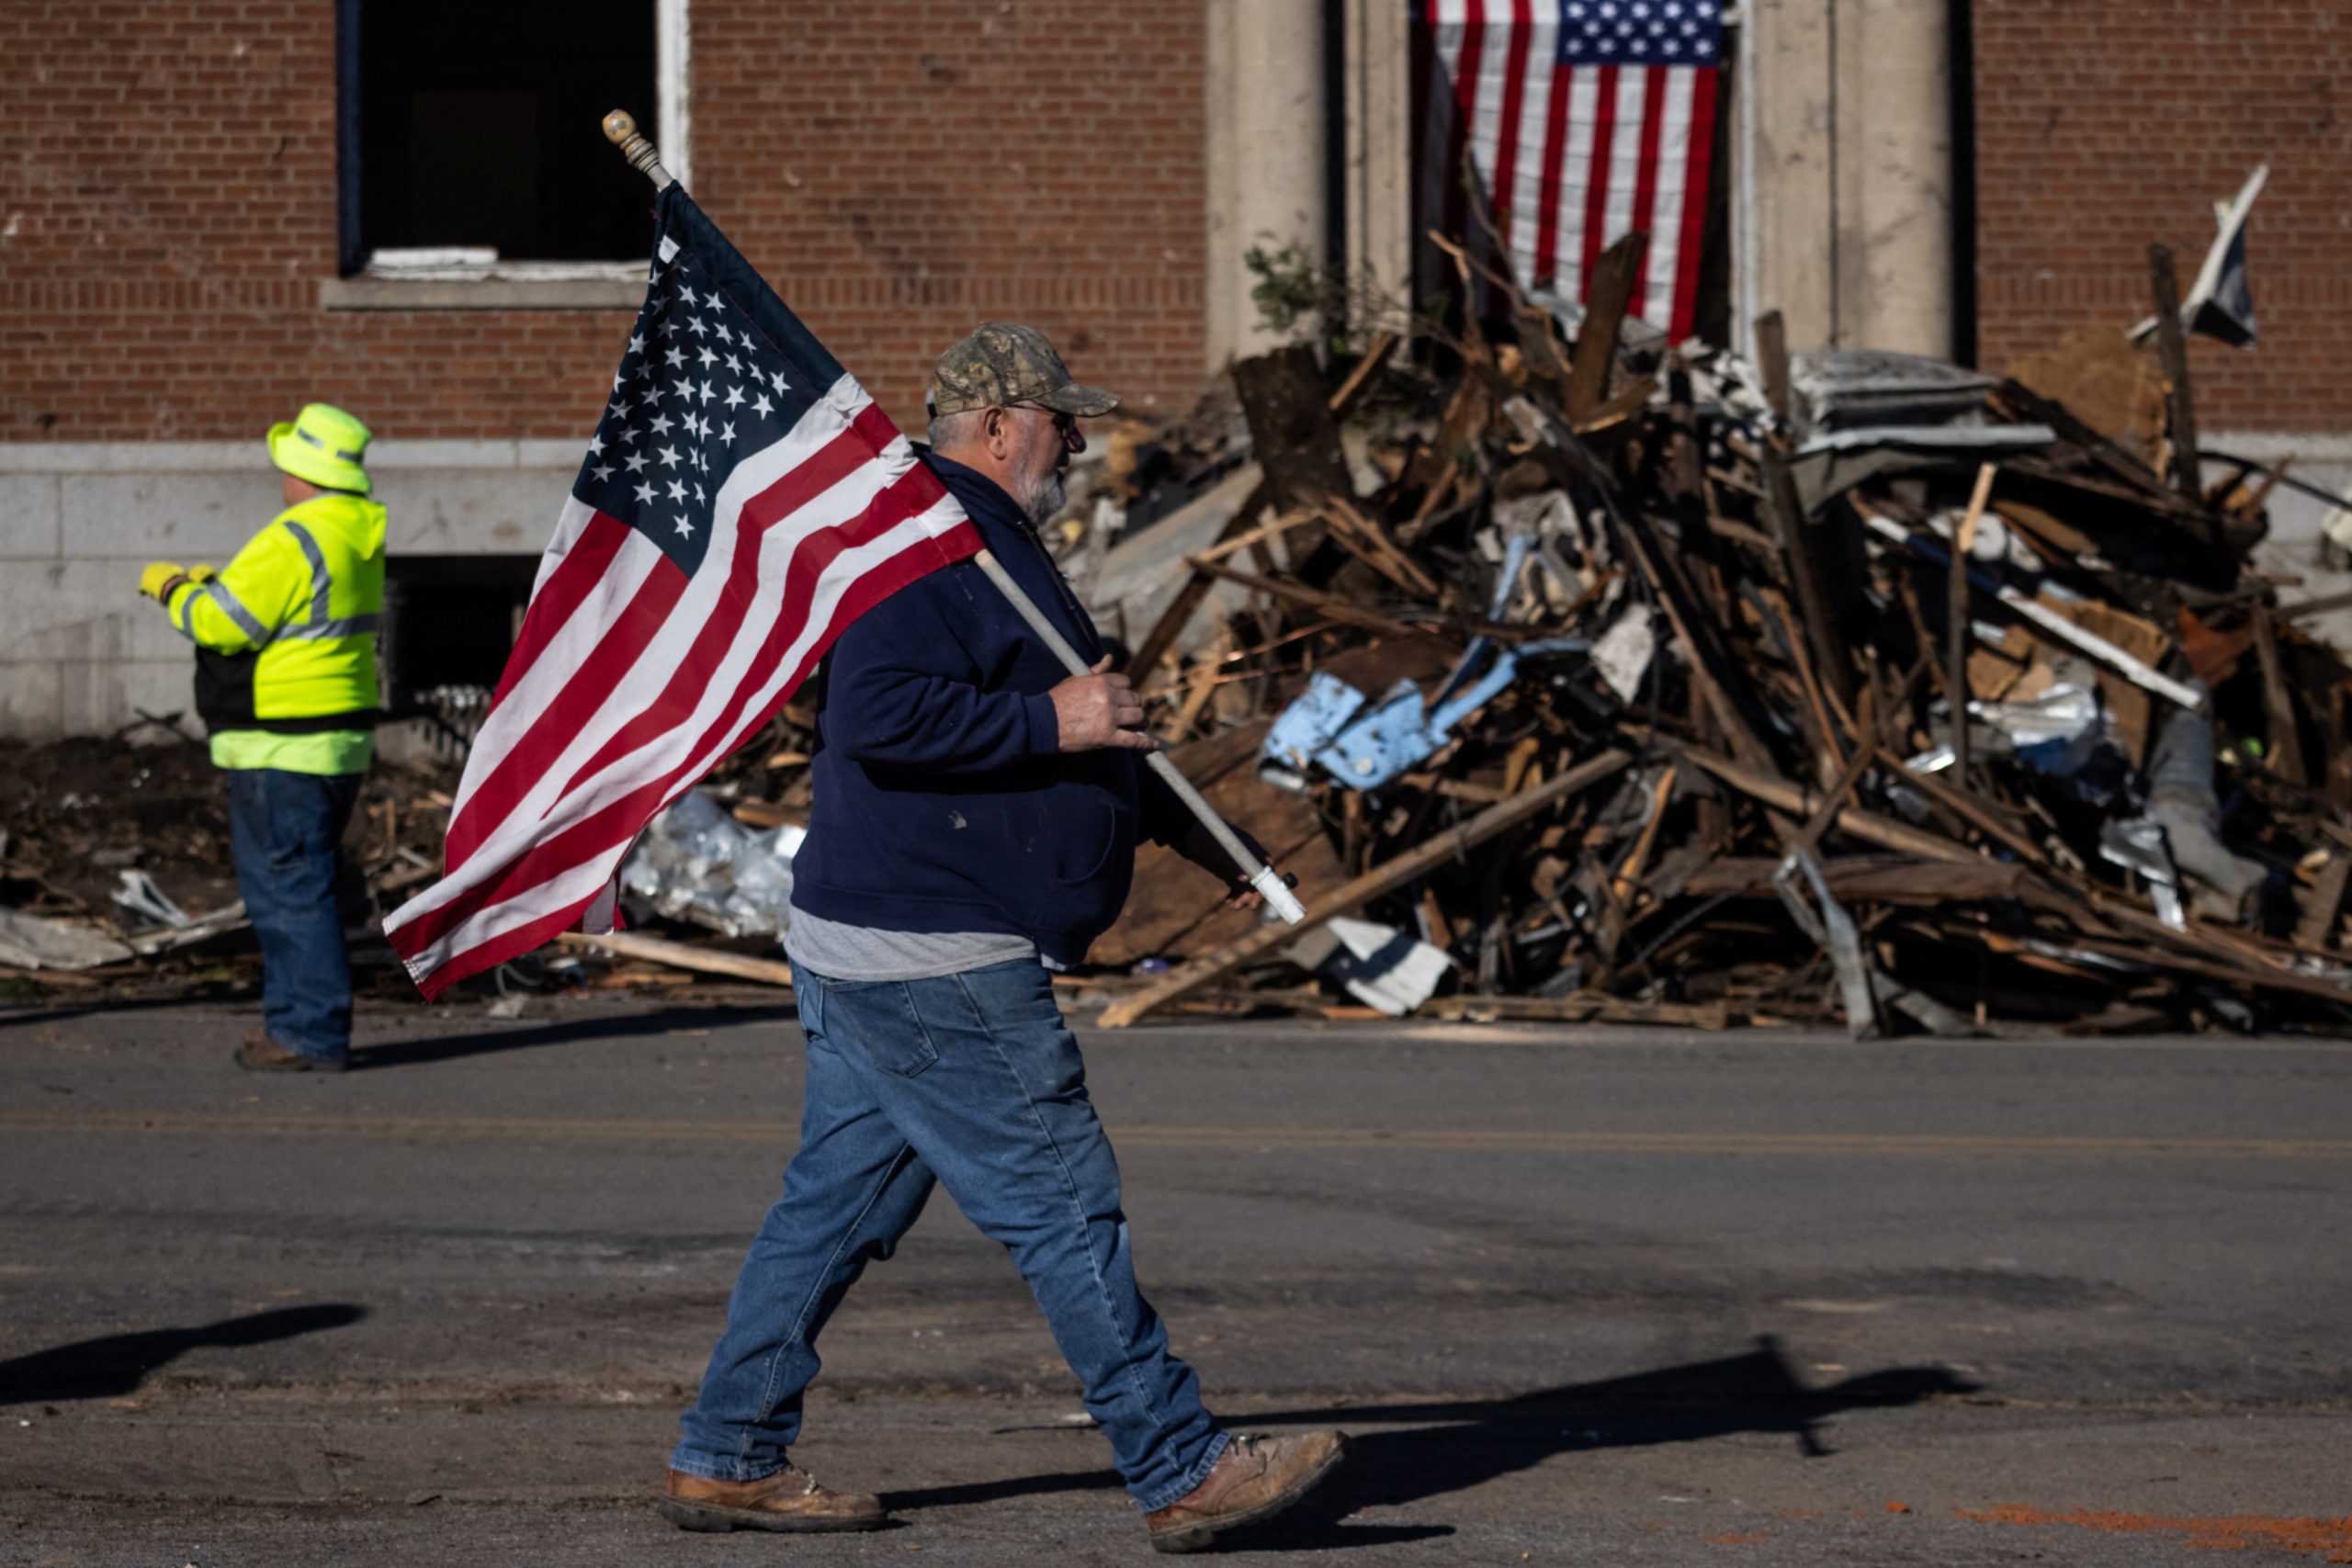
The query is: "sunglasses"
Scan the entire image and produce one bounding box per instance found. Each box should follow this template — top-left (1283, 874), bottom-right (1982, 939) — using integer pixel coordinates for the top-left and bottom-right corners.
top-left (1002, 402), bottom-right (1083, 446)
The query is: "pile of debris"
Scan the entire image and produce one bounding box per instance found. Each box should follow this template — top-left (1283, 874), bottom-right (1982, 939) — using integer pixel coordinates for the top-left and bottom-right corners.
top-left (1043, 234), bottom-right (2352, 1034)
top-left (13, 232), bottom-right (2351, 1036)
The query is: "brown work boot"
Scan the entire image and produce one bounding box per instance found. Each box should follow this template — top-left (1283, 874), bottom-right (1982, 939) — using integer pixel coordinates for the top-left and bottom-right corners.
top-left (234, 1031), bottom-right (346, 1074)
top-left (1145, 1429), bottom-right (1347, 1554)
top-left (656, 1464), bottom-right (887, 1533)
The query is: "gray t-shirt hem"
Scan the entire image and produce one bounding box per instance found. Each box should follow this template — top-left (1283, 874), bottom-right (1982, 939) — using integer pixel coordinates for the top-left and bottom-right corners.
top-left (785, 905), bottom-right (1043, 983)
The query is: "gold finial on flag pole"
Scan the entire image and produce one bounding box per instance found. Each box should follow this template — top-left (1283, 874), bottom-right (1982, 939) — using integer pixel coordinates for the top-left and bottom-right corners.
top-left (602, 109), bottom-right (674, 190)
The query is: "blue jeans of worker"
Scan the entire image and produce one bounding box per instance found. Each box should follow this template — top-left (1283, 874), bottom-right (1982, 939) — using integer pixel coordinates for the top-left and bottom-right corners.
top-left (672, 958), bottom-right (1227, 1511)
top-left (226, 767), bottom-right (361, 1064)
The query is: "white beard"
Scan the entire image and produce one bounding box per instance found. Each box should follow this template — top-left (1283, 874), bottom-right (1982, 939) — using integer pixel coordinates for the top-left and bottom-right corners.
top-left (1014, 468), bottom-right (1068, 528)
top-left (1006, 421), bottom-right (1069, 527)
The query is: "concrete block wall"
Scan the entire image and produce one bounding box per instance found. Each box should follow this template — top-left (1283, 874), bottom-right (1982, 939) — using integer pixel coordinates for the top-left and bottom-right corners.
top-left (0, 443), bottom-right (575, 740)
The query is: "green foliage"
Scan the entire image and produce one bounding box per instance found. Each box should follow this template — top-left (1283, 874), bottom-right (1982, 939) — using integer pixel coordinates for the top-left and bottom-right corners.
top-left (1244, 241), bottom-right (1325, 337)
top-left (1241, 236), bottom-right (1428, 357)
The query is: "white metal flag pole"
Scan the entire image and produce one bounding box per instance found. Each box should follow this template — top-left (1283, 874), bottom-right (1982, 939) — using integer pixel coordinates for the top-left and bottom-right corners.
top-left (600, 112), bottom-right (1307, 926)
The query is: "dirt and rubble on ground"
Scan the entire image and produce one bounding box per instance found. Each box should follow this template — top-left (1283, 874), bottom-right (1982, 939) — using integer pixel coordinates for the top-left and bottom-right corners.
top-left (0, 716), bottom-right (810, 1006)
top-left (12, 233), bottom-right (2352, 1033)
top-left (0, 723), bottom-right (460, 1002)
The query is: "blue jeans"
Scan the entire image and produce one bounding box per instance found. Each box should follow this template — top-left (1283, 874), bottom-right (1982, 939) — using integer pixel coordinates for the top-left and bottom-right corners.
top-left (672, 958), bottom-right (1227, 1510)
top-left (227, 767), bottom-right (361, 1063)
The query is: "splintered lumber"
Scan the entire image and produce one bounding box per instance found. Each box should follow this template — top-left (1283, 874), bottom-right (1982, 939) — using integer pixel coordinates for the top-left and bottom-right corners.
top-left (1857, 507), bottom-right (2207, 710)
top-left (1565, 231), bottom-right (1647, 421)
top-left (2283, 588), bottom-right (2352, 622)
top-left (1629, 733), bottom-right (1973, 863)
top-left (1753, 310), bottom-right (1793, 423)
top-left (1948, 463), bottom-right (1997, 784)
top-left (1614, 515), bottom-right (1774, 770)
top-left (2251, 611), bottom-right (2310, 787)
top-left (1323, 497), bottom-right (1442, 597)
top-left (554, 930), bottom-right (795, 987)
top-left (1128, 478), bottom-right (1272, 679)
top-left (1686, 856), bottom-right (2026, 903)
top-left (1875, 747), bottom-right (2048, 864)
top-left (1760, 446), bottom-right (1855, 713)
top-left (1328, 332), bottom-right (1400, 418)
top-left (2146, 243), bottom-right (2203, 509)
top-left (2060, 925), bottom-right (2352, 1007)
top-left (1097, 748), bottom-right (1633, 1027)
top-left (1183, 558), bottom-right (1451, 645)
top-left (1188, 508), bottom-right (1321, 570)
top-left (1232, 343), bottom-right (1354, 510)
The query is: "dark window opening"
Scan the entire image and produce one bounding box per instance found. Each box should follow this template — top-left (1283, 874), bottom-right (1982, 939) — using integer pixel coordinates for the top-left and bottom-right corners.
top-left (380, 556), bottom-right (542, 726)
top-left (341, 0), bottom-right (658, 271)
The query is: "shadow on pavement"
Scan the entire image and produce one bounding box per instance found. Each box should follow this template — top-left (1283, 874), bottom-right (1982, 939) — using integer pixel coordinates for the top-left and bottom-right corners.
top-left (886, 1337), bottom-right (1969, 1549)
top-left (878, 1467), bottom-right (1456, 1550)
top-left (351, 1002), bottom-right (801, 1071)
top-left (1237, 1336), bottom-right (1976, 1550)
top-left (0, 1303), bottom-right (368, 1406)
top-left (884, 1465), bottom-right (1122, 1511)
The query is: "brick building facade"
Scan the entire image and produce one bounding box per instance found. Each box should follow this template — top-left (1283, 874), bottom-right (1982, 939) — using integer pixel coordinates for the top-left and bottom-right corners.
top-left (0, 1), bottom-right (1216, 739)
top-left (3, 0), bottom-right (2347, 740)
top-left (1972, 0), bottom-right (2352, 434)
top-left (1, 0), bottom-right (1210, 444)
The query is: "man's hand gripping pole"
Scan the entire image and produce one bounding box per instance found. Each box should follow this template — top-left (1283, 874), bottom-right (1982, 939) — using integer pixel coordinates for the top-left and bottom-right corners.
top-left (968, 550), bottom-right (1307, 925)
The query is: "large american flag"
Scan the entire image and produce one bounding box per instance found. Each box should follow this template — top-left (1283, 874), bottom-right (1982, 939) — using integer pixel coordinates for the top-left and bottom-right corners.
top-left (1424, 0), bottom-right (1721, 341)
top-left (384, 186), bottom-right (979, 998)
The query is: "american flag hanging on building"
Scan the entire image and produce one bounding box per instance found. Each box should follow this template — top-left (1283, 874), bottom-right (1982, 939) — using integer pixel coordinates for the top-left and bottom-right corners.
top-left (384, 186), bottom-right (979, 998)
top-left (1423, 0), bottom-right (1721, 341)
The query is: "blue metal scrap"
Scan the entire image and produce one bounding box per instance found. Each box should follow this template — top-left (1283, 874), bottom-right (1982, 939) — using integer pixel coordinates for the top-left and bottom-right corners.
top-left (1259, 525), bottom-right (1589, 792)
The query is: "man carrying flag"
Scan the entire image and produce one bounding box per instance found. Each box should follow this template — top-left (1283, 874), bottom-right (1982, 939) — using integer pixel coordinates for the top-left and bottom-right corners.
top-left (383, 176), bottom-right (1341, 1551)
top-left (662, 321), bottom-right (1343, 1551)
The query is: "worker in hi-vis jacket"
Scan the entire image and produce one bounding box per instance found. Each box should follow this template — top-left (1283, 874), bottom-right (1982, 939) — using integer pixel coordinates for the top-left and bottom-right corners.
top-left (140, 403), bottom-right (387, 1073)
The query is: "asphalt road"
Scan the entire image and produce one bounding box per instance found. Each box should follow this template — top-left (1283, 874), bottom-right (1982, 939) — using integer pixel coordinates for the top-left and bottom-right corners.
top-left (3, 993), bottom-right (2349, 1565)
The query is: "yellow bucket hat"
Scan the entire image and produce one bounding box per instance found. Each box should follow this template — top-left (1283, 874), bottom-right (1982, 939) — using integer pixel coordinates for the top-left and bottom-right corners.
top-left (266, 403), bottom-right (374, 493)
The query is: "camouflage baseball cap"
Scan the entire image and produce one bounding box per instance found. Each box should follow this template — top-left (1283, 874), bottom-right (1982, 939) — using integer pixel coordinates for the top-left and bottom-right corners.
top-left (927, 322), bottom-right (1120, 419)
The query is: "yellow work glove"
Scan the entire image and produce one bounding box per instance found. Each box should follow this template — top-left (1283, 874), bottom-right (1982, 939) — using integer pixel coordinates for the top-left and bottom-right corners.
top-left (139, 561), bottom-right (189, 602)
top-left (187, 564), bottom-right (218, 583)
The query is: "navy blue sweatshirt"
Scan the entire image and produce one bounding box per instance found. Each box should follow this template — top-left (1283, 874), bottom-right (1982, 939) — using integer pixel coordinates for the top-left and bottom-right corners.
top-left (786, 454), bottom-right (1191, 964)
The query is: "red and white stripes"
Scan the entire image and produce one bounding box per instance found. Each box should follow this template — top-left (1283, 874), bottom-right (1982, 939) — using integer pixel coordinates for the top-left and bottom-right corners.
top-left (384, 375), bottom-right (978, 998)
top-left (1428, 0), bottom-right (1718, 342)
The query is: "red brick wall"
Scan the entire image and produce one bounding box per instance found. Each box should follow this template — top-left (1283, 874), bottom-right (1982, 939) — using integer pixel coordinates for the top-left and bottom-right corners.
top-left (1973, 0), bottom-right (2352, 430)
top-left (0, 2), bottom-right (1207, 444)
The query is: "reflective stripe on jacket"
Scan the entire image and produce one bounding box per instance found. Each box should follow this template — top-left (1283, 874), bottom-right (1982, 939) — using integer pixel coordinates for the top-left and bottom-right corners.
top-left (164, 493), bottom-right (387, 733)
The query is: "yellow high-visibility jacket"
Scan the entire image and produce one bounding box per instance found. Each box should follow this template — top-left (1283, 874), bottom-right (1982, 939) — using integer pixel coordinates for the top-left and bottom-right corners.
top-left (164, 493), bottom-right (387, 775)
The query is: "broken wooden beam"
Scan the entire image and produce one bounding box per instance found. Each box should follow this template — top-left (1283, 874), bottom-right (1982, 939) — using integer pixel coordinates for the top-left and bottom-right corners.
top-left (1327, 331), bottom-right (1401, 419)
top-left (2147, 243), bottom-right (2208, 518)
top-left (1127, 477), bottom-right (1274, 679)
top-left (553, 930), bottom-right (795, 988)
top-left (1182, 558), bottom-right (1453, 646)
top-left (1565, 231), bottom-right (1647, 423)
top-left (1947, 462), bottom-right (1997, 786)
top-left (1646, 737), bottom-right (1980, 864)
top-left (1097, 748), bottom-right (1634, 1027)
